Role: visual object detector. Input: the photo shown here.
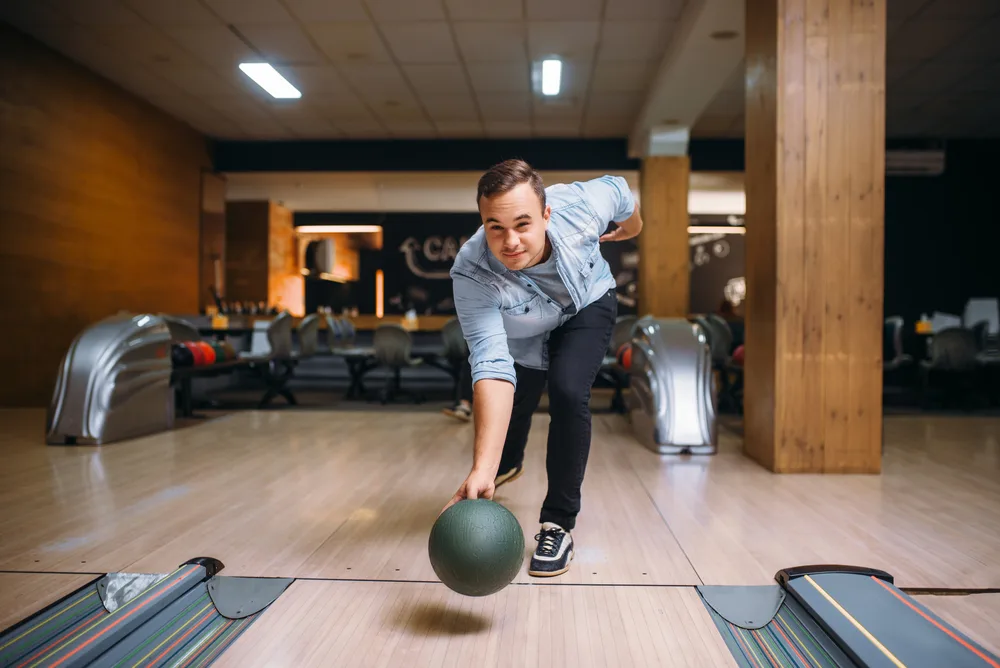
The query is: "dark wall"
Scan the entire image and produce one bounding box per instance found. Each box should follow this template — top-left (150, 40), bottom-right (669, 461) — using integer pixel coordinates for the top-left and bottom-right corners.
top-left (884, 140), bottom-right (1000, 356)
top-left (689, 215), bottom-right (746, 315)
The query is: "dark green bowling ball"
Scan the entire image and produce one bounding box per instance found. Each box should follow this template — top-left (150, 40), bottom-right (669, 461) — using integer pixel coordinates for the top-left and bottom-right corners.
top-left (428, 499), bottom-right (524, 597)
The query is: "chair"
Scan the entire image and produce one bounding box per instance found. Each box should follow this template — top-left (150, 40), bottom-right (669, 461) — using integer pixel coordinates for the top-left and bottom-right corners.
top-left (919, 327), bottom-right (980, 408)
top-left (239, 311), bottom-right (298, 408)
top-left (371, 324), bottom-right (424, 404)
top-left (296, 313), bottom-right (321, 359)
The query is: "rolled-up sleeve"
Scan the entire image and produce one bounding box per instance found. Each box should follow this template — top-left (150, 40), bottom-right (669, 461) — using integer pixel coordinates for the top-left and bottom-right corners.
top-left (452, 271), bottom-right (517, 388)
top-left (582, 175), bottom-right (637, 234)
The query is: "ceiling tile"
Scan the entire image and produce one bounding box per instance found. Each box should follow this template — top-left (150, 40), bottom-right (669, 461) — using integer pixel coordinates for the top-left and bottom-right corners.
top-left (338, 63), bottom-right (416, 99)
top-left (403, 65), bottom-right (470, 95)
top-left (202, 0), bottom-right (295, 23)
top-left (534, 121), bottom-right (582, 137)
top-left (485, 120), bottom-right (533, 137)
top-left (42, 0), bottom-right (143, 26)
top-left (90, 24), bottom-right (202, 67)
top-left (887, 19), bottom-right (975, 60)
top-left (420, 94), bottom-right (479, 121)
top-left (385, 119), bottom-right (438, 136)
top-left (539, 58), bottom-right (592, 97)
top-left (366, 0), bottom-right (446, 22)
top-left (948, 63), bottom-right (1000, 96)
top-left (445, 0), bottom-right (522, 21)
top-left (306, 93), bottom-right (372, 119)
top-left (237, 117), bottom-right (295, 137)
top-left (887, 59), bottom-right (921, 84)
top-left (233, 23), bottom-right (326, 65)
top-left (434, 121), bottom-right (485, 137)
top-left (590, 62), bottom-right (653, 93)
top-left (379, 23), bottom-right (459, 63)
top-left (891, 59), bottom-right (984, 96)
top-left (476, 94), bottom-right (531, 121)
top-left (582, 115), bottom-right (632, 137)
top-left (527, 21), bottom-right (600, 59)
top-left (888, 0), bottom-right (932, 20)
top-left (125, 0), bottom-right (219, 25)
top-left (306, 22), bottom-right (392, 63)
top-left (161, 25), bottom-right (259, 73)
top-left (454, 22), bottom-right (527, 63)
top-left (598, 21), bottom-right (674, 62)
top-left (533, 97), bottom-right (584, 121)
top-left (586, 94), bottom-right (643, 117)
top-left (526, 0), bottom-right (603, 21)
top-left (157, 66), bottom-right (242, 96)
top-left (607, 0), bottom-right (684, 20)
top-left (371, 97), bottom-right (426, 121)
top-left (337, 117), bottom-right (389, 136)
top-left (279, 66), bottom-right (353, 96)
top-left (284, 0), bottom-right (368, 21)
top-left (918, 0), bottom-right (1000, 18)
top-left (0, 2), bottom-right (66, 28)
top-left (933, 16), bottom-right (1000, 63)
top-left (691, 114), bottom-right (736, 138)
top-left (466, 64), bottom-right (531, 93)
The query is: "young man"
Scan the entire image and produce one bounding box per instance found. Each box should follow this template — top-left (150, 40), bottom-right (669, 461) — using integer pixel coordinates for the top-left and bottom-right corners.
top-left (444, 159), bottom-right (642, 577)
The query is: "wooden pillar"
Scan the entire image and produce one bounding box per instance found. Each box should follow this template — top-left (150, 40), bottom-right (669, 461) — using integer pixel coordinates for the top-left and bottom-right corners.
top-left (638, 156), bottom-right (690, 318)
top-left (744, 0), bottom-right (886, 472)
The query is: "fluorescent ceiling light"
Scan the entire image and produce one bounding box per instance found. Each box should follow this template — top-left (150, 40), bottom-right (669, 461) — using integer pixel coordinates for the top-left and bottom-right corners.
top-left (239, 63), bottom-right (301, 99)
top-left (541, 59), bottom-right (561, 96)
top-left (296, 225), bottom-right (382, 234)
top-left (687, 226), bottom-right (746, 234)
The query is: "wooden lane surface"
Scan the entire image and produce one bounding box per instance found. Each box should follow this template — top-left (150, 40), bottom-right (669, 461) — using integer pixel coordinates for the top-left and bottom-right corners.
top-left (214, 580), bottom-right (736, 668)
top-left (913, 594), bottom-right (1000, 657)
top-left (617, 414), bottom-right (1000, 589)
top-left (0, 573), bottom-right (96, 631)
top-left (0, 409), bottom-right (698, 585)
top-left (3, 408), bottom-right (999, 590)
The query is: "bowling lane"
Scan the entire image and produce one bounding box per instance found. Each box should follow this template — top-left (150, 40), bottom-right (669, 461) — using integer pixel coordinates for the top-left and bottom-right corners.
top-left (213, 580), bottom-right (737, 668)
top-left (295, 413), bottom-right (701, 586)
top-left (0, 409), bottom-right (697, 586)
top-left (0, 573), bottom-right (96, 631)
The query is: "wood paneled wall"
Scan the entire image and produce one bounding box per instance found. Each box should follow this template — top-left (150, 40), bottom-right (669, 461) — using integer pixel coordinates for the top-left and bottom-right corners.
top-left (638, 157), bottom-right (690, 318)
top-left (225, 201), bottom-right (303, 315)
top-left (0, 25), bottom-right (211, 407)
top-left (744, 0), bottom-right (886, 473)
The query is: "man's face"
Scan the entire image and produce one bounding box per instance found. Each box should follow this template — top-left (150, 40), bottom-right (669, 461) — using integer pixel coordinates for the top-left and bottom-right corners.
top-left (479, 182), bottom-right (551, 271)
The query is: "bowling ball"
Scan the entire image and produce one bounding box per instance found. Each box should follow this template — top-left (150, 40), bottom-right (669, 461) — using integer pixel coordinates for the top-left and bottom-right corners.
top-left (732, 344), bottom-right (745, 366)
top-left (617, 343), bottom-right (632, 371)
top-left (171, 343), bottom-right (194, 367)
top-left (428, 499), bottom-right (524, 597)
top-left (210, 342), bottom-right (227, 363)
top-left (182, 341), bottom-right (205, 365)
top-left (195, 341), bottom-right (216, 364)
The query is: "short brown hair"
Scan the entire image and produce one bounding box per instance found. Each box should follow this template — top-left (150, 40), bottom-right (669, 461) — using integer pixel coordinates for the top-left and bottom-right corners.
top-left (476, 159), bottom-right (546, 209)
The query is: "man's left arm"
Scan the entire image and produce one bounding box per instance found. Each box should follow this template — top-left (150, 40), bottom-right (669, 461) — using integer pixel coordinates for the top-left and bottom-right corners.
top-left (581, 175), bottom-right (643, 242)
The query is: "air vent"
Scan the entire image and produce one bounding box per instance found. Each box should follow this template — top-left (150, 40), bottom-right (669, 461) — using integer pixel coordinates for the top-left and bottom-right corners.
top-left (886, 149), bottom-right (945, 176)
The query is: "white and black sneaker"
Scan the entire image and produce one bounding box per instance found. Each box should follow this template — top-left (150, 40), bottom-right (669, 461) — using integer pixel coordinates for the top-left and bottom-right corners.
top-left (494, 464), bottom-right (523, 489)
top-left (528, 523), bottom-right (574, 577)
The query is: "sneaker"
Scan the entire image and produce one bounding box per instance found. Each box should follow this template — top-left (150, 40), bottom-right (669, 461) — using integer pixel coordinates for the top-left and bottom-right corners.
top-left (494, 464), bottom-right (523, 489)
top-left (528, 523), bottom-right (574, 577)
top-left (442, 402), bottom-right (472, 422)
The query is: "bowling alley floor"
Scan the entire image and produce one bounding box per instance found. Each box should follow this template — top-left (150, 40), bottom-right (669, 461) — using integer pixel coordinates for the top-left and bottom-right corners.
top-left (1, 407), bottom-right (999, 665)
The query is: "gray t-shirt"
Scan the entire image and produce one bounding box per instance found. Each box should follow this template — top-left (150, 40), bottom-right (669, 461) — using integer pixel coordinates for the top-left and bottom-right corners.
top-left (519, 255), bottom-right (572, 309)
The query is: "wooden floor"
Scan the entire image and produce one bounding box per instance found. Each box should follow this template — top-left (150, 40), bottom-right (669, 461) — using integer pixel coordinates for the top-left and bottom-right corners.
top-left (1, 407), bottom-right (999, 664)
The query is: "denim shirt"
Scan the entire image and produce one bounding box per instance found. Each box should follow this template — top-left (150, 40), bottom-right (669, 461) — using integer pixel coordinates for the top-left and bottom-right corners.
top-left (450, 175), bottom-right (636, 388)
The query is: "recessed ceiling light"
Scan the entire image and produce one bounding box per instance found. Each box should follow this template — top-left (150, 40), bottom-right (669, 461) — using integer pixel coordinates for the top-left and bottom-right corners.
top-left (710, 30), bottom-right (739, 40)
top-left (542, 59), bottom-right (562, 96)
top-left (239, 63), bottom-right (301, 99)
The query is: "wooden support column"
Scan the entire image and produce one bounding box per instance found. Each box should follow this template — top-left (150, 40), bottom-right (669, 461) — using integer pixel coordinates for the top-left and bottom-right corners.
top-left (225, 201), bottom-right (303, 315)
top-left (638, 156), bottom-right (690, 318)
top-left (744, 0), bottom-right (886, 472)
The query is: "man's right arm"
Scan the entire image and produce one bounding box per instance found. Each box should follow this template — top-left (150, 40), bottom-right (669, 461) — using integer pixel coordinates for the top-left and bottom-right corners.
top-left (451, 272), bottom-right (515, 496)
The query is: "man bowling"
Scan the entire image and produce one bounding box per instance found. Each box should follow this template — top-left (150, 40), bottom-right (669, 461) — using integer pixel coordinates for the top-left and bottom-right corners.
top-left (444, 159), bottom-right (643, 577)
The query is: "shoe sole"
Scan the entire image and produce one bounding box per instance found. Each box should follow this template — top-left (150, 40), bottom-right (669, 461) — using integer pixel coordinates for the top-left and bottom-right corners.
top-left (528, 549), bottom-right (575, 578)
top-left (442, 409), bottom-right (471, 422)
top-left (494, 466), bottom-right (523, 489)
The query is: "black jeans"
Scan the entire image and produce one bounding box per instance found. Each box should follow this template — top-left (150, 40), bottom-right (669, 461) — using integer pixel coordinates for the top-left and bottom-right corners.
top-left (496, 289), bottom-right (617, 531)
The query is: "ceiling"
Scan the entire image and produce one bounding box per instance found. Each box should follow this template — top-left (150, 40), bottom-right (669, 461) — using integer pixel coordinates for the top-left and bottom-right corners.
top-left (692, 0), bottom-right (1000, 138)
top-left (2, 0), bottom-right (997, 143)
top-left (0, 0), bottom-right (683, 141)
